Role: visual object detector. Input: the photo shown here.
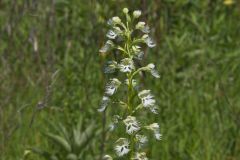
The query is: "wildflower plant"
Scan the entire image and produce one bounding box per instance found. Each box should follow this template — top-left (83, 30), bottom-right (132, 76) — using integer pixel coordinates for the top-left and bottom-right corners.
top-left (99, 8), bottom-right (162, 159)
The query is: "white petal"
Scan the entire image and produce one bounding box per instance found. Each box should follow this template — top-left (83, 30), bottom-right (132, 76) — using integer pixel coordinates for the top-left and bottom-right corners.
top-left (123, 116), bottom-right (140, 135)
top-left (132, 152), bottom-right (148, 160)
top-left (105, 78), bottom-right (121, 96)
top-left (154, 132), bottom-right (162, 140)
top-left (114, 138), bottom-right (130, 157)
top-left (119, 64), bottom-right (133, 72)
top-left (105, 86), bottom-right (116, 96)
top-left (151, 69), bottom-right (160, 78)
top-left (98, 96), bottom-right (110, 112)
top-left (119, 58), bottom-right (135, 73)
top-left (144, 37), bottom-right (156, 48)
top-left (115, 145), bottom-right (130, 157)
top-left (142, 95), bottom-right (156, 107)
top-left (106, 30), bottom-right (117, 39)
top-left (126, 123), bottom-right (140, 134)
top-left (136, 134), bottom-right (148, 145)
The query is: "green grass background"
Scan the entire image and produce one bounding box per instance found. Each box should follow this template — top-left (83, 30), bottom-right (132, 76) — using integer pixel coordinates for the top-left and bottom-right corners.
top-left (0, 0), bottom-right (240, 159)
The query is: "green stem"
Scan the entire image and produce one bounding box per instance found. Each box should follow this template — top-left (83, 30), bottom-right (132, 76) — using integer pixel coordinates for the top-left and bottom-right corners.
top-left (124, 22), bottom-right (136, 159)
top-left (130, 67), bottom-right (147, 81)
top-left (127, 73), bottom-right (135, 159)
top-left (132, 38), bottom-right (144, 45)
top-left (116, 46), bottom-right (128, 55)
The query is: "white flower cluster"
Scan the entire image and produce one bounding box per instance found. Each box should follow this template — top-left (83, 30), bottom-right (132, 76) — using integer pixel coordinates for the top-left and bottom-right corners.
top-left (99, 8), bottom-right (162, 159)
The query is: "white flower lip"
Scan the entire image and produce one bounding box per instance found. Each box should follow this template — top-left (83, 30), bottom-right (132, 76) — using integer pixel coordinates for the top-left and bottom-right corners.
top-left (119, 58), bottom-right (135, 73)
top-left (98, 96), bottom-right (110, 112)
top-left (114, 138), bottom-right (130, 157)
top-left (142, 95), bottom-right (156, 107)
top-left (106, 30), bottom-right (117, 39)
top-left (150, 69), bottom-right (160, 78)
top-left (105, 86), bottom-right (115, 96)
top-left (145, 37), bottom-right (156, 48)
top-left (138, 90), bottom-right (156, 107)
top-left (105, 78), bottom-right (121, 96)
top-left (136, 134), bottom-right (148, 145)
top-left (123, 116), bottom-right (140, 135)
top-left (154, 132), bottom-right (162, 140)
top-left (142, 34), bottom-right (156, 48)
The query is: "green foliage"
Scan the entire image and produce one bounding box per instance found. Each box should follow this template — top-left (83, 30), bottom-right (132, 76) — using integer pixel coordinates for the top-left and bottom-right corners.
top-left (27, 118), bottom-right (99, 160)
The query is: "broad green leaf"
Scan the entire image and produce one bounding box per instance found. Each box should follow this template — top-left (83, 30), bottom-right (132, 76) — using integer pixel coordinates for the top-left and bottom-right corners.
top-left (44, 132), bottom-right (71, 152)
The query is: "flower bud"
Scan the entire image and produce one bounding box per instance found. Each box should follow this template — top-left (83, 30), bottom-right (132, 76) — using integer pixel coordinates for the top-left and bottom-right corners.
top-left (103, 155), bottom-right (113, 160)
top-left (113, 27), bottom-right (123, 34)
top-left (223, 0), bottom-right (234, 5)
top-left (147, 123), bottom-right (159, 130)
top-left (147, 63), bottom-right (155, 70)
top-left (142, 34), bottom-right (149, 39)
top-left (112, 16), bottom-right (121, 24)
top-left (123, 8), bottom-right (129, 14)
top-left (133, 10), bottom-right (141, 18)
top-left (132, 45), bottom-right (141, 53)
top-left (136, 21), bottom-right (145, 29)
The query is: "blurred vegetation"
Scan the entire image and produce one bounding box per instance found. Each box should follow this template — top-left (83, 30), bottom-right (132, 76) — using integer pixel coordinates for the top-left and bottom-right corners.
top-left (0, 0), bottom-right (240, 159)
top-left (27, 118), bottom-right (99, 160)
